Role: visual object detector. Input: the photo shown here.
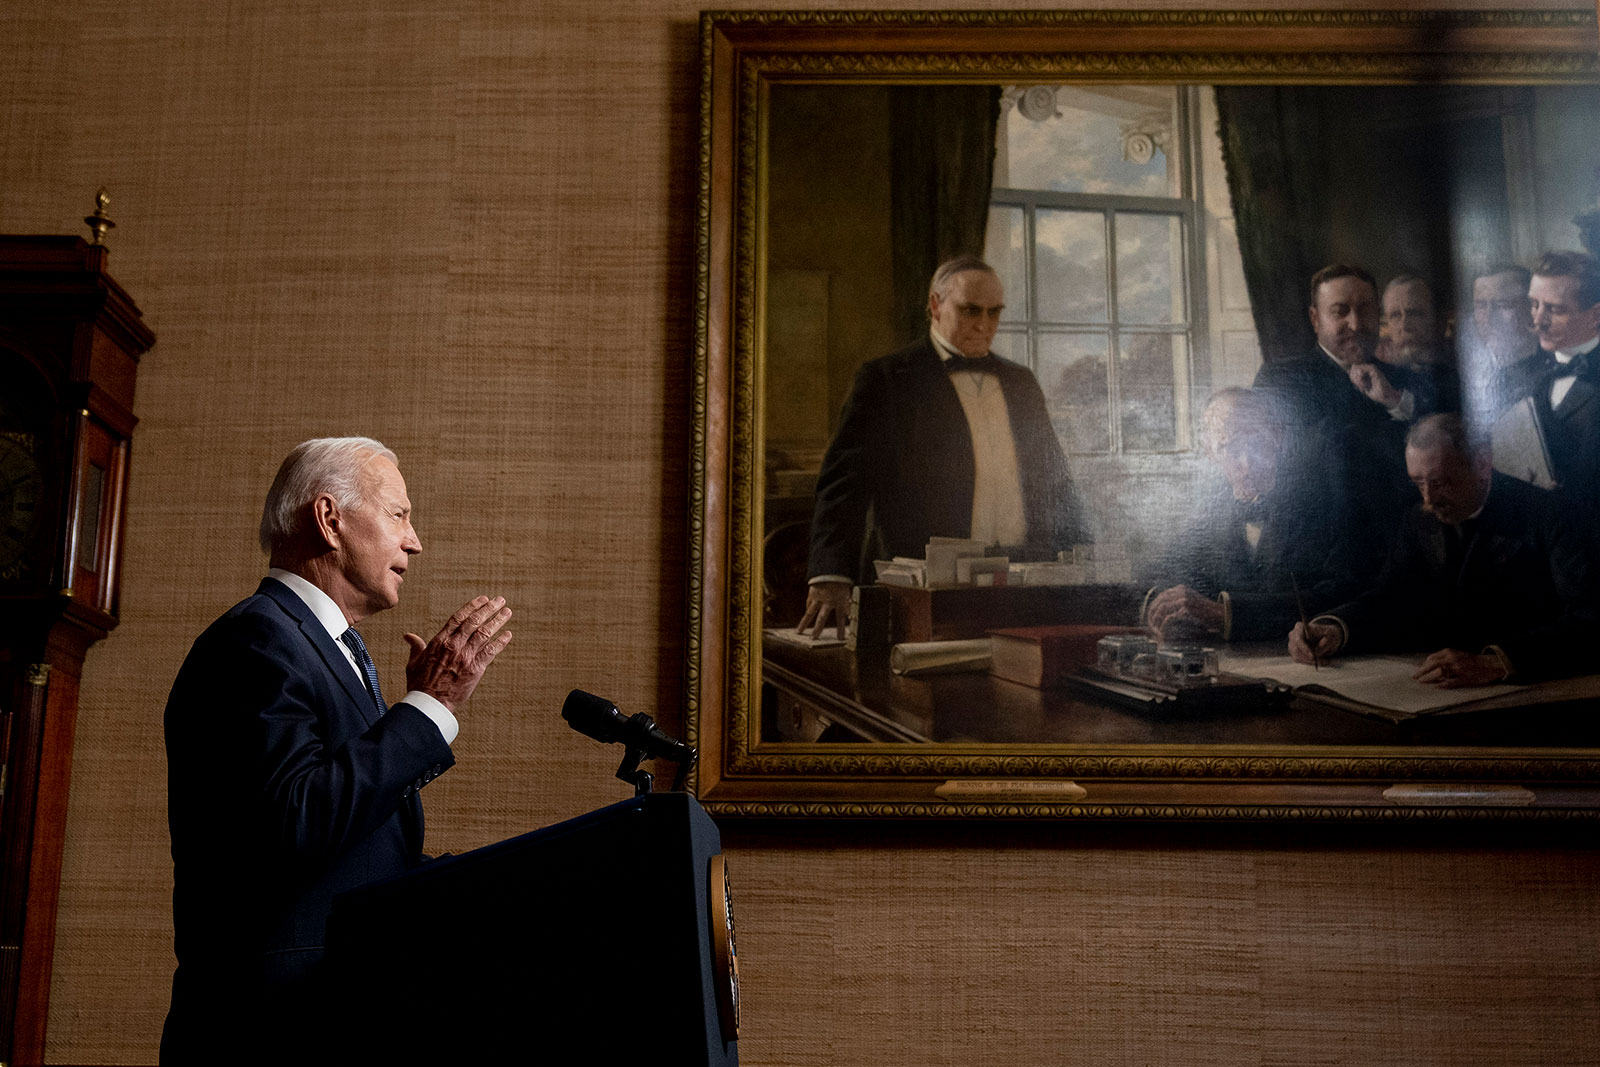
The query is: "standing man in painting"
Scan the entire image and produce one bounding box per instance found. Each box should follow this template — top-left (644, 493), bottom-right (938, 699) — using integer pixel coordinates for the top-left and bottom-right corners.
top-left (1379, 274), bottom-right (1445, 368)
top-left (1463, 263), bottom-right (1547, 421)
top-left (1253, 264), bottom-right (1432, 551)
top-left (1377, 273), bottom-right (1459, 412)
top-left (799, 256), bottom-right (1083, 637)
top-left (161, 437), bottom-right (513, 1065)
top-left (1253, 264), bottom-right (1432, 433)
top-left (1517, 250), bottom-right (1600, 530)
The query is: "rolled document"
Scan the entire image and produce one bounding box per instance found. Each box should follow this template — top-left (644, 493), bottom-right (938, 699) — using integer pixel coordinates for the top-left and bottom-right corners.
top-left (889, 639), bottom-right (993, 676)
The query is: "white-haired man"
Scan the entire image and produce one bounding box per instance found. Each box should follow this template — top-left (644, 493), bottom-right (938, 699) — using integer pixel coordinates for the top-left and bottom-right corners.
top-left (799, 255), bottom-right (1083, 637)
top-left (1143, 388), bottom-right (1366, 643)
top-left (161, 437), bottom-right (512, 1064)
top-left (1289, 414), bottom-right (1597, 686)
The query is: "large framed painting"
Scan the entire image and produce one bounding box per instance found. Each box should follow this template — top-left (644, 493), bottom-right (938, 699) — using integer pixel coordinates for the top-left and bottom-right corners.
top-left (687, 9), bottom-right (1600, 819)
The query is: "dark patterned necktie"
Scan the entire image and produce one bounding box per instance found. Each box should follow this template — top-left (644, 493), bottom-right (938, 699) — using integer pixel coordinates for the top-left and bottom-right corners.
top-left (340, 627), bottom-right (387, 719)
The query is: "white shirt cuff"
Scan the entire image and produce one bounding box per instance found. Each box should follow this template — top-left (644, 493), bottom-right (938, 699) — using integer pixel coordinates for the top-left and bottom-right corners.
top-left (401, 690), bottom-right (459, 745)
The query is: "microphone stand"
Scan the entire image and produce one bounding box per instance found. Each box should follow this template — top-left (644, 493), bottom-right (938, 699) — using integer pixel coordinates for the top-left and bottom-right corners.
top-left (609, 714), bottom-right (697, 796)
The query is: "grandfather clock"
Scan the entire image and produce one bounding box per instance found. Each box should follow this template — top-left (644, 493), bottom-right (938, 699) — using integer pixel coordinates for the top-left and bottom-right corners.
top-left (0, 193), bottom-right (151, 1066)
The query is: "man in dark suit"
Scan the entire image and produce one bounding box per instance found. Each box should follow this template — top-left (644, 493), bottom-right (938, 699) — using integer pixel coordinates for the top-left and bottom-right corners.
top-left (1377, 273), bottom-right (1460, 413)
top-left (1463, 263), bottom-right (1549, 423)
top-left (1253, 263), bottom-right (1437, 435)
top-left (1254, 264), bottom-right (1443, 560)
top-left (1290, 414), bottom-right (1598, 686)
top-left (1144, 388), bottom-right (1368, 643)
top-left (1522, 250), bottom-right (1600, 532)
top-left (798, 256), bottom-right (1082, 637)
top-left (161, 437), bottom-right (513, 1065)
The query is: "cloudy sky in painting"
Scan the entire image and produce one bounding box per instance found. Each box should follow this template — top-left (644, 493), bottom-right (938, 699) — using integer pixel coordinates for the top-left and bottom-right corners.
top-left (1003, 97), bottom-right (1171, 198)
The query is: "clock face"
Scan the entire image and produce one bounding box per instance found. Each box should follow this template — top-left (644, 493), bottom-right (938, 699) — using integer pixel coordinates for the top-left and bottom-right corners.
top-left (0, 433), bottom-right (44, 578)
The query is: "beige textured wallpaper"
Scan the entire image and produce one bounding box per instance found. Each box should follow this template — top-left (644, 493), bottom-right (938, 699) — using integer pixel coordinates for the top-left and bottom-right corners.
top-left (3, 1), bottom-right (1598, 1064)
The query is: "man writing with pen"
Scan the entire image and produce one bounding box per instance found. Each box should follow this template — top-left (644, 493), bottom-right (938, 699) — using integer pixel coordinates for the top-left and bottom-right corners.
top-left (1289, 413), bottom-right (1600, 687)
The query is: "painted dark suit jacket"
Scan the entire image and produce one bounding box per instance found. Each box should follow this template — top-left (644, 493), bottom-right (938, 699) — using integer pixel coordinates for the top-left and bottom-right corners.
top-left (1325, 472), bottom-right (1600, 681)
top-left (1465, 344), bottom-right (1552, 422)
top-left (161, 577), bottom-right (453, 1064)
top-left (806, 336), bottom-right (1083, 582)
top-left (1252, 346), bottom-right (1444, 432)
top-left (1529, 347), bottom-right (1600, 531)
top-left (1253, 347), bottom-right (1444, 553)
top-left (1145, 443), bottom-right (1370, 642)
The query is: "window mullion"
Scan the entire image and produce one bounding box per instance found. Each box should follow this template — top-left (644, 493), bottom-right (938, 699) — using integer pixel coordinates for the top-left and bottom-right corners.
top-left (1105, 209), bottom-right (1122, 455)
top-left (1025, 203), bottom-right (1040, 374)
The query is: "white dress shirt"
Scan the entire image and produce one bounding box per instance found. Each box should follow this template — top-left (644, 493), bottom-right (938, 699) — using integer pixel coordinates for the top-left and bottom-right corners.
top-left (266, 568), bottom-right (459, 744)
top-left (930, 327), bottom-right (1028, 547)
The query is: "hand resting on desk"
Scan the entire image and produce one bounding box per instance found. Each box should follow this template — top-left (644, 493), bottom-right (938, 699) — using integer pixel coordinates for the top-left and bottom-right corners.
top-left (1412, 649), bottom-right (1509, 688)
top-left (1291, 619), bottom-right (1511, 688)
top-left (1146, 584), bottom-right (1223, 641)
top-left (798, 580), bottom-right (851, 640)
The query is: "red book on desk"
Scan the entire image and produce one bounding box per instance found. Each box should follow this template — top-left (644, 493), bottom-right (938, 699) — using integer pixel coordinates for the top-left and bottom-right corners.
top-left (988, 624), bottom-right (1143, 688)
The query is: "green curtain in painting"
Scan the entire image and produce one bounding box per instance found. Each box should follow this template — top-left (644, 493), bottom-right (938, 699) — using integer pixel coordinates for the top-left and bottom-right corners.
top-left (1212, 86), bottom-right (1332, 363)
top-left (888, 85), bottom-right (1002, 348)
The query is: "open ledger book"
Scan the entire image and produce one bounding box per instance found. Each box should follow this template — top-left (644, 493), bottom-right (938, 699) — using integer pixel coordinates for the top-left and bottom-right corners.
top-left (1217, 650), bottom-right (1533, 722)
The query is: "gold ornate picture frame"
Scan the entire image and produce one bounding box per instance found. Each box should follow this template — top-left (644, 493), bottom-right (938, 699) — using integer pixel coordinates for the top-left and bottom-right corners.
top-left (687, 9), bottom-right (1600, 820)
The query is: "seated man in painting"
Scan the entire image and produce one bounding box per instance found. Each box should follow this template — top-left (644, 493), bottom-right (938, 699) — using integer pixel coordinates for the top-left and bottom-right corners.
top-left (798, 255), bottom-right (1084, 638)
top-left (1144, 388), bottom-right (1366, 643)
top-left (1289, 413), bottom-right (1599, 686)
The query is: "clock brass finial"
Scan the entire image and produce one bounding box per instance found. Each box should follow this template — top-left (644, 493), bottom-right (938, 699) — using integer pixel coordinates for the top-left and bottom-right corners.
top-left (84, 187), bottom-right (115, 246)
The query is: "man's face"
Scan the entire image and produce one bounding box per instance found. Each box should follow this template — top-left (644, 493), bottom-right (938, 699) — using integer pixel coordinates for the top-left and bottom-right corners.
top-left (1212, 429), bottom-right (1278, 503)
top-left (1406, 444), bottom-right (1490, 527)
top-left (1308, 275), bottom-right (1379, 367)
top-left (1529, 273), bottom-right (1600, 353)
top-left (1204, 397), bottom-right (1279, 502)
top-left (929, 270), bottom-right (1004, 358)
top-left (331, 454), bottom-right (422, 623)
top-left (1381, 279), bottom-right (1439, 364)
top-left (1472, 271), bottom-right (1535, 361)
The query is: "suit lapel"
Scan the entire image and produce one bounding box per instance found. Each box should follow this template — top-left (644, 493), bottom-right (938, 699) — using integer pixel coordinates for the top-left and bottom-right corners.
top-left (259, 578), bottom-right (426, 852)
top-left (257, 579), bottom-right (382, 727)
top-left (1556, 377), bottom-right (1598, 425)
top-left (900, 340), bottom-right (975, 534)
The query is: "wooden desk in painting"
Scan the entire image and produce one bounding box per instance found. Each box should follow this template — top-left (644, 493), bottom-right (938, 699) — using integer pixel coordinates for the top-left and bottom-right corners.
top-left (761, 633), bottom-right (1600, 750)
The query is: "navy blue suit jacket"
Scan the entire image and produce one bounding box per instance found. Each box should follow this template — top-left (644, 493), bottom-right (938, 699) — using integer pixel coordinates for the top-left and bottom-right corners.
top-left (161, 578), bottom-right (453, 1064)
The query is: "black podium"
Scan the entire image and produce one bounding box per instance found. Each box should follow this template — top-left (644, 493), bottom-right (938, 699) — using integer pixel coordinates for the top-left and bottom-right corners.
top-left (325, 792), bottom-right (739, 1065)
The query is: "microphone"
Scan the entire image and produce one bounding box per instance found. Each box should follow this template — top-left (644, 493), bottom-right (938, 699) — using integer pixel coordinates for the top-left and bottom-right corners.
top-left (561, 690), bottom-right (696, 765)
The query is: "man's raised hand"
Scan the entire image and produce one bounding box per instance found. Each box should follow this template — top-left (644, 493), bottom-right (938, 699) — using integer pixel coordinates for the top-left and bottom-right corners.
top-left (404, 595), bottom-right (514, 711)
